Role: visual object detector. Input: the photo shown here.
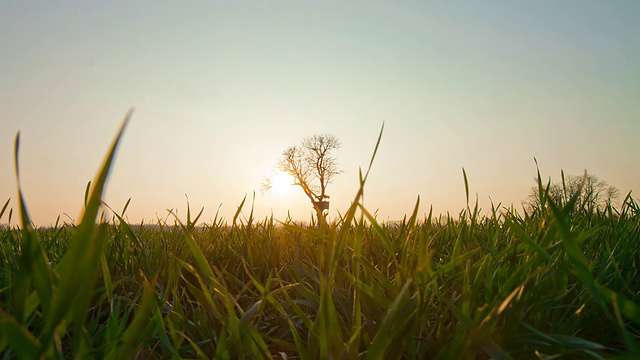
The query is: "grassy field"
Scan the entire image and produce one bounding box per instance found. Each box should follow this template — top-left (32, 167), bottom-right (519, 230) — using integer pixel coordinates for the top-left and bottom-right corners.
top-left (1, 120), bottom-right (639, 359)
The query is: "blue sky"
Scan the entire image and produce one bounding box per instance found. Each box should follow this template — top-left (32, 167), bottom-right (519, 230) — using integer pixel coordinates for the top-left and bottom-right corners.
top-left (1, 1), bottom-right (638, 225)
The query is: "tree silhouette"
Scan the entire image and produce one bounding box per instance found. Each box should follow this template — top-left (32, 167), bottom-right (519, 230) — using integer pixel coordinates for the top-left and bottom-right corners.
top-left (525, 172), bottom-right (619, 214)
top-left (265, 134), bottom-right (342, 226)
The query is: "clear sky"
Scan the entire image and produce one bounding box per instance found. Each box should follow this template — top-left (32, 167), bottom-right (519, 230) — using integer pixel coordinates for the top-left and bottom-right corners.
top-left (1, 1), bottom-right (638, 226)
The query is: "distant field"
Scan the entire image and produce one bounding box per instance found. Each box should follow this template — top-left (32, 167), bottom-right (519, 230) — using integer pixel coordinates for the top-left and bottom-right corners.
top-left (1, 123), bottom-right (639, 359)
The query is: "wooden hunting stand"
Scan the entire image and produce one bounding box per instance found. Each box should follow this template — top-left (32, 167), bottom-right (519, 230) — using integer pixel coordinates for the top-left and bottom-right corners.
top-left (313, 201), bottom-right (330, 211)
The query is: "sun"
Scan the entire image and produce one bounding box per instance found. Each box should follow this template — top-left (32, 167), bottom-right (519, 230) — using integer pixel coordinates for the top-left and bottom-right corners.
top-left (269, 171), bottom-right (295, 197)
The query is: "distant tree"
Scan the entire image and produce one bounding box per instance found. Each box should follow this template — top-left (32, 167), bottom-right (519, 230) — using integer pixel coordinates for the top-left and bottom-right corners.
top-left (265, 134), bottom-right (342, 226)
top-left (525, 172), bottom-right (619, 214)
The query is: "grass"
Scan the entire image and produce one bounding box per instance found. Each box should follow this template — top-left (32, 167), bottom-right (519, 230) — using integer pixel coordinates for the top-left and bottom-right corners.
top-left (1, 115), bottom-right (639, 359)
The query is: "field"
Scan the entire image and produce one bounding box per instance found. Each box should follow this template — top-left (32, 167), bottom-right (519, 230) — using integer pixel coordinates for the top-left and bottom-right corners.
top-left (1, 122), bottom-right (639, 359)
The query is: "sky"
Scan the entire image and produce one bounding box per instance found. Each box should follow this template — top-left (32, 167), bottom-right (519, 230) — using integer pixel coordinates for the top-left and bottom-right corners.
top-left (1, 1), bottom-right (638, 226)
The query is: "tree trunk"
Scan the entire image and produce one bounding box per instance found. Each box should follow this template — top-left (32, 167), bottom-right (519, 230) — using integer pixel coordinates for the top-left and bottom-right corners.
top-left (313, 205), bottom-right (326, 228)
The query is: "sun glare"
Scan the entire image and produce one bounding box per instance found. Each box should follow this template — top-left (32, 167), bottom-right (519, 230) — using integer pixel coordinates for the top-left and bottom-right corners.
top-left (270, 171), bottom-right (294, 197)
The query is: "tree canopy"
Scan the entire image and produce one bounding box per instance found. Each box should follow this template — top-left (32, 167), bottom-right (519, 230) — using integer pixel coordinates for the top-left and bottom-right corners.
top-left (525, 172), bottom-right (619, 214)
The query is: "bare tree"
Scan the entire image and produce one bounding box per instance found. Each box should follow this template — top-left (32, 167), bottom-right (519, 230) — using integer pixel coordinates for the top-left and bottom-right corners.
top-left (265, 134), bottom-right (342, 226)
top-left (525, 172), bottom-right (619, 214)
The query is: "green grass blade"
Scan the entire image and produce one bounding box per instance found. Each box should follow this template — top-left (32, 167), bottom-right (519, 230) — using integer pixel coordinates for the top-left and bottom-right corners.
top-left (365, 278), bottom-right (415, 360)
top-left (12, 132), bottom-right (54, 321)
top-left (0, 308), bottom-right (40, 359)
top-left (233, 194), bottom-right (247, 226)
top-left (0, 198), bottom-right (10, 222)
top-left (463, 167), bottom-right (470, 207)
top-left (107, 281), bottom-right (157, 359)
top-left (39, 110), bottom-right (132, 353)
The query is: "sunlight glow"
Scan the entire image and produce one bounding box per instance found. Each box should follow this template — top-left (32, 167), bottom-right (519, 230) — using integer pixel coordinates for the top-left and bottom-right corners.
top-left (270, 171), bottom-right (295, 197)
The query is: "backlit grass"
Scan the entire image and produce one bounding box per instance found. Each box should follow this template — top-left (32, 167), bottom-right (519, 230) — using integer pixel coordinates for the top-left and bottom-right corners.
top-left (1, 116), bottom-right (638, 359)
